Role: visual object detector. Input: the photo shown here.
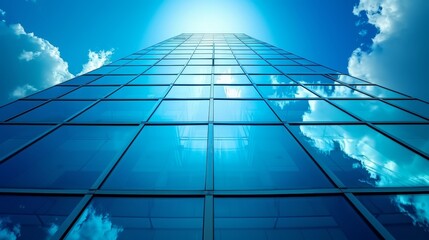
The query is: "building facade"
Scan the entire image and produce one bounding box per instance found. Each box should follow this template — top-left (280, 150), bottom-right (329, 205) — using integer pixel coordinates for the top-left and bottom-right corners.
top-left (0, 33), bottom-right (428, 239)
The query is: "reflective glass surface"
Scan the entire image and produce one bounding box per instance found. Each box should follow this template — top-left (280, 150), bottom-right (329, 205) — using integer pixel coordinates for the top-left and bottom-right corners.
top-left (0, 125), bottom-right (52, 160)
top-left (61, 75), bottom-right (99, 85)
top-left (214, 125), bottom-right (332, 190)
top-left (0, 125), bottom-right (137, 189)
top-left (333, 100), bottom-right (425, 122)
top-left (269, 100), bottom-right (357, 122)
top-left (214, 86), bottom-right (260, 98)
top-left (213, 66), bottom-right (243, 74)
top-left (183, 66), bottom-right (212, 74)
top-left (214, 75), bottom-right (251, 84)
top-left (110, 66), bottom-right (149, 75)
top-left (242, 65), bottom-right (280, 74)
top-left (376, 124), bottom-right (429, 156)
top-left (61, 86), bottom-right (118, 99)
top-left (215, 196), bottom-right (378, 240)
top-left (10, 100), bottom-right (93, 123)
top-left (66, 197), bottom-right (204, 240)
top-left (387, 100), bottom-right (429, 118)
top-left (0, 195), bottom-right (81, 240)
top-left (72, 100), bottom-right (157, 123)
top-left (305, 85), bottom-right (370, 98)
top-left (103, 125), bottom-right (207, 190)
top-left (249, 75), bottom-right (295, 84)
top-left (108, 86), bottom-right (169, 99)
top-left (26, 86), bottom-right (76, 99)
top-left (288, 74), bottom-right (337, 84)
top-left (214, 100), bottom-right (279, 122)
top-left (150, 100), bottom-right (209, 122)
top-left (354, 85), bottom-right (408, 98)
top-left (176, 75), bottom-right (211, 84)
top-left (277, 65), bottom-right (315, 74)
top-left (89, 75), bottom-right (136, 85)
top-left (130, 75), bottom-right (177, 85)
top-left (145, 66), bottom-right (183, 74)
top-left (330, 74), bottom-right (368, 84)
top-left (0, 100), bottom-right (44, 121)
top-left (258, 86), bottom-right (318, 98)
top-left (167, 86), bottom-right (210, 98)
top-left (291, 125), bottom-right (429, 188)
top-left (358, 194), bottom-right (429, 239)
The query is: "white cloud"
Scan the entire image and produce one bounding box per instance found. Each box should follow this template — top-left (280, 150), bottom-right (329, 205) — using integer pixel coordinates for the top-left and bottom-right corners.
top-left (18, 50), bottom-right (41, 61)
top-left (0, 218), bottom-right (21, 240)
top-left (0, 9), bottom-right (5, 17)
top-left (348, 0), bottom-right (429, 101)
top-left (67, 206), bottom-right (123, 240)
top-left (78, 49), bottom-right (114, 76)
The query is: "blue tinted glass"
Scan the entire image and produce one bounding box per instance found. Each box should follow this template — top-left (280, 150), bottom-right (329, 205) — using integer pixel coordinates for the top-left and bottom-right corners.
top-left (66, 197), bottom-right (203, 239)
top-left (358, 194), bottom-right (429, 239)
top-left (215, 59), bottom-right (238, 65)
top-left (103, 125), bottom-right (207, 190)
top-left (61, 75), bottom-right (99, 85)
top-left (157, 59), bottom-right (188, 65)
top-left (238, 59), bottom-right (268, 65)
top-left (330, 74), bottom-right (368, 84)
top-left (0, 195), bottom-right (80, 240)
top-left (214, 86), bottom-right (260, 98)
top-left (249, 75), bottom-right (295, 84)
top-left (333, 100), bottom-right (425, 122)
top-left (305, 85), bottom-right (369, 98)
top-left (277, 65), bottom-right (315, 74)
top-left (108, 86), bottom-right (169, 99)
top-left (167, 86), bottom-right (210, 98)
top-left (354, 85), bottom-right (408, 98)
top-left (72, 100), bottom-right (157, 123)
top-left (387, 100), bottom-right (429, 118)
top-left (288, 74), bottom-right (337, 84)
top-left (183, 66), bottom-right (212, 74)
top-left (26, 86), bottom-right (76, 99)
top-left (0, 100), bottom-right (44, 121)
top-left (259, 86), bottom-right (318, 98)
top-left (88, 66), bottom-right (118, 74)
top-left (145, 66), bottom-right (183, 74)
top-left (214, 66), bottom-right (244, 74)
top-left (126, 59), bottom-right (158, 65)
top-left (10, 101), bottom-right (93, 123)
top-left (150, 100), bottom-right (209, 122)
top-left (0, 125), bottom-right (137, 189)
top-left (376, 124), bottom-right (429, 156)
top-left (130, 75), bottom-right (177, 84)
top-left (215, 196), bottom-right (377, 240)
top-left (0, 125), bottom-right (52, 160)
top-left (214, 125), bottom-right (331, 190)
top-left (242, 65), bottom-right (280, 74)
top-left (110, 66), bottom-right (149, 74)
top-left (61, 86), bottom-right (118, 99)
top-left (189, 59), bottom-right (212, 65)
top-left (214, 100), bottom-right (279, 122)
top-left (176, 75), bottom-right (211, 84)
top-left (214, 75), bottom-right (250, 84)
top-left (291, 125), bottom-right (429, 188)
top-left (267, 59), bottom-right (298, 65)
top-left (269, 100), bottom-right (357, 122)
top-left (89, 75), bottom-right (136, 85)
top-left (308, 65), bottom-right (338, 74)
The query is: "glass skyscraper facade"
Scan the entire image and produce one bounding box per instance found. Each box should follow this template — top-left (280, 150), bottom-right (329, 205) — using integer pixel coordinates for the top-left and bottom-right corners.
top-left (0, 33), bottom-right (428, 239)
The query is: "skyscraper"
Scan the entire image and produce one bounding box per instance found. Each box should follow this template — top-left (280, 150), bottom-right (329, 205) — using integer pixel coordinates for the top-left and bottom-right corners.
top-left (0, 33), bottom-right (428, 239)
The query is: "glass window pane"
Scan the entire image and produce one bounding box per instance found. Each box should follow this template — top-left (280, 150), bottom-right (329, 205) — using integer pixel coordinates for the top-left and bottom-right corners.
top-left (103, 125), bottom-right (207, 190)
top-left (0, 195), bottom-right (81, 239)
top-left (189, 59), bottom-right (212, 65)
top-left (358, 194), bottom-right (429, 239)
top-left (242, 65), bottom-right (280, 74)
top-left (214, 86), bottom-right (260, 98)
top-left (354, 85), bottom-right (409, 98)
top-left (89, 75), bottom-right (136, 85)
top-left (376, 124), bottom-right (429, 155)
top-left (110, 66), bottom-right (149, 74)
top-left (214, 100), bottom-right (279, 122)
top-left (215, 196), bottom-right (378, 240)
top-left (108, 86), bottom-right (169, 99)
top-left (167, 86), bottom-right (210, 98)
top-left (176, 75), bottom-right (211, 84)
top-left (277, 65), bottom-right (315, 74)
top-left (333, 100), bottom-right (425, 122)
top-left (214, 66), bottom-right (244, 74)
top-left (288, 74), bottom-right (337, 84)
top-left (10, 101), bottom-right (93, 123)
top-left (291, 125), bottom-right (429, 188)
top-left (0, 100), bottom-right (44, 121)
top-left (183, 66), bottom-right (212, 74)
top-left (150, 100), bottom-right (209, 122)
top-left (72, 100), bottom-right (157, 123)
top-left (61, 86), bottom-right (118, 99)
top-left (214, 75), bottom-right (251, 84)
top-left (249, 75), bottom-right (295, 84)
top-left (61, 75), bottom-right (99, 85)
top-left (130, 75), bottom-right (177, 85)
top-left (216, 59), bottom-right (238, 65)
top-left (88, 66), bottom-right (118, 74)
top-left (267, 59), bottom-right (298, 65)
top-left (0, 125), bottom-right (52, 160)
top-left (145, 66), bottom-right (183, 74)
top-left (26, 86), bottom-right (76, 99)
top-left (0, 125), bottom-right (138, 189)
top-left (238, 59), bottom-right (268, 65)
top-left (66, 197), bottom-right (203, 239)
top-left (330, 74), bottom-right (368, 84)
top-left (387, 100), bottom-right (429, 118)
top-left (126, 59), bottom-right (158, 65)
top-left (157, 59), bottom-right (188, 65)
top-left (269, 100), bottom-right (357, 122)
top-left (259, 86), bottom-right (318, 98)
top-left (214, 125), bottom-right (332, 190)
top-left (305, 85), bottom-right (370, 98)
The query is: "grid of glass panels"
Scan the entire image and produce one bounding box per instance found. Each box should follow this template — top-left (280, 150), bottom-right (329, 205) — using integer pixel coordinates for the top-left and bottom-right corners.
top-left (0, 33), bottom-right (427, 239)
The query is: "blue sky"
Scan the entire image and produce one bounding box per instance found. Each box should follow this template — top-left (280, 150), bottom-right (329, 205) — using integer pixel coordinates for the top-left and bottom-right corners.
top-left (0, 0), bottom-right (427, 104)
